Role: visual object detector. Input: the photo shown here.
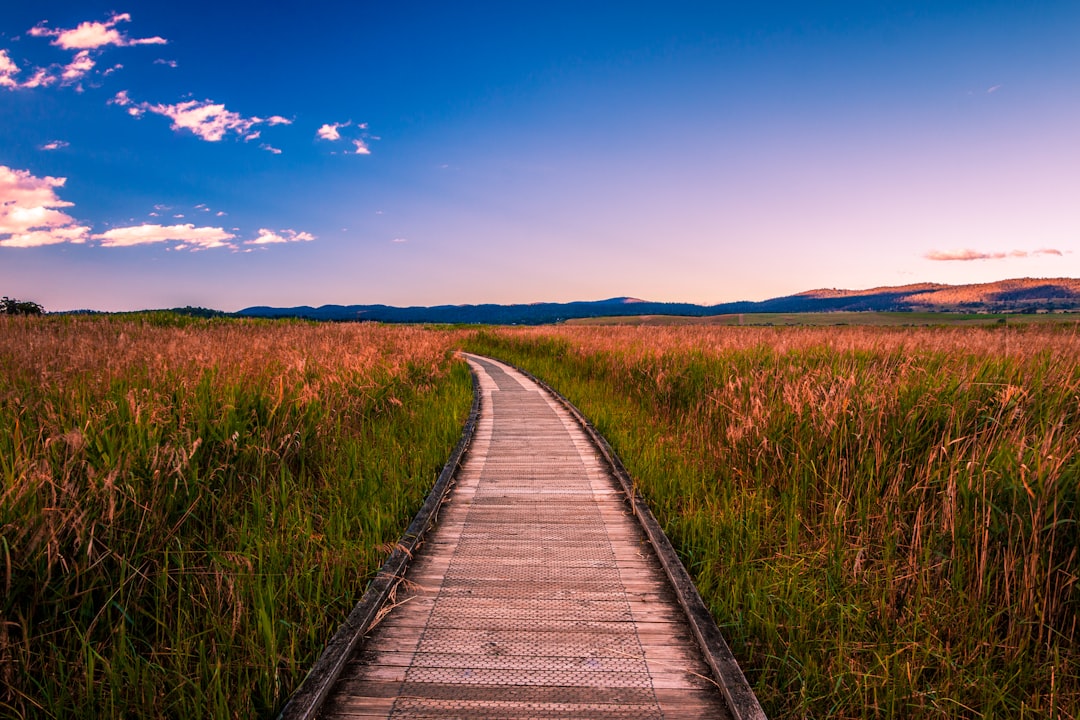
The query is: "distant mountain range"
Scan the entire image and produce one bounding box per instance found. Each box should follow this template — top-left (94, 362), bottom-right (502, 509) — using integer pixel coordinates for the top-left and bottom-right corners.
top-left (238, 277), bottom-right (1080, 324)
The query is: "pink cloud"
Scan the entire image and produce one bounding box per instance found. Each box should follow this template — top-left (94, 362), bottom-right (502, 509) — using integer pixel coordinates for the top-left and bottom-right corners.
top-left (317, 121), bottom-right (349, 141)
top-left (0, 50), bottom-right (20, 89)
top-left (61, 51), bottom-right (95, 82)
top-left (93, 223), bottom-right (235, 249)
top-left (21, 67), bottom-right (58, 89)
top-left (28, 13), bottom-right (166, 50)
top-left (925, 248), bottom-right (1066, 262)
top-left (260, 144), bottom-right (282, 155)
top-left (246, 228), bottom-right (316, 245)
top-left (40, 140), bottom-right (70, 151)
top-left (113, 91), bottom-right (289, 143)
top-left (351, 139), bottom-right (371, 155)
top-left (0, 165), bottom-right (90, 247)
top-left (0, 50), bottom-right (57, 89)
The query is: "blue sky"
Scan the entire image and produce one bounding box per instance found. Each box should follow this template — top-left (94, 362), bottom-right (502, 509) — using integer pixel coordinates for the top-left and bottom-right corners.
top-left (1, 2), bottom-right (1077, 311)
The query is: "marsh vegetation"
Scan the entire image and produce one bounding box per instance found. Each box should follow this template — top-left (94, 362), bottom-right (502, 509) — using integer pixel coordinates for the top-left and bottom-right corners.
top-left (0, 315), bottom-right (472, 717)
top-left (465, 324), bottom-right (1079, 718)
top-left (3, 315), bottom-right (1076, 718)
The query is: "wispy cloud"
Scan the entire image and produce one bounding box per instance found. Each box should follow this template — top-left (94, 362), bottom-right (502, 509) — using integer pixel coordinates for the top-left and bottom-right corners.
top-left (93, 223), bottom-right (235, 250)
top-left (4, 14), bottom-right (165, 91)
top-left (28, 13), bottom-right (166, 50)
top-left (154, 58), bottom-right (178, 68)
top-left (112, 91), bottom-right (287, 142)
top-left (0, 50), bottom-right (21, 89)
top-left (246, 228), bottom-right (316, 245)
top-left (317, 121), bottom-right (349, 141)
top-left (39, 140), bottom-right (70, 151)
top-left (317, 120), bottom-right (375, 155)
top-left (61, 50), bottom-right (96, 83)
top-left (0, 165), bottom-right (90, 248)
top-left (0, 49), bottom-right (58, 90)
top-left (925, 248), bottom-right (1065, 262)
top-left (259, 144), bottom-right (282, 155)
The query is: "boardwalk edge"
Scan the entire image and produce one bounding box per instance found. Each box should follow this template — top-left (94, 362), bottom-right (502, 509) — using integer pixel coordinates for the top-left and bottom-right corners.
top-left (507, 360), bottom-right (769, 720)
top-left (277, 363), bottom-right (481, 720)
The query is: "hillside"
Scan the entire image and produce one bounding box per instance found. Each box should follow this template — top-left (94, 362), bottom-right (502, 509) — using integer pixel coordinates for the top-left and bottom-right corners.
top-left (238, 277), bottom-right (1080, 324)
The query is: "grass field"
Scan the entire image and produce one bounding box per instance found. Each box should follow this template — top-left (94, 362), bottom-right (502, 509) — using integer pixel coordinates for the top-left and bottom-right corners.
top-left (4, 315), bottom-right (1078, 718)
top-left (0, 315), bottom-right (473, 718)
top-left (463, 324), bottom-right (1080, 719)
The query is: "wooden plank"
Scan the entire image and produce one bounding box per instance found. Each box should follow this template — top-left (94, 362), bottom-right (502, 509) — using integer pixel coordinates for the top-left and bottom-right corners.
top-left (286, 354), bottom-right (752, 720)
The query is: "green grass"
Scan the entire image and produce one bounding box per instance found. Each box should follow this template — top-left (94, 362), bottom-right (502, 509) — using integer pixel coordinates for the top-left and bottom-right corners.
top-left (463, 325), bottom-right (1080, 719)
top-left (0, 316), bottom-right (473, 718)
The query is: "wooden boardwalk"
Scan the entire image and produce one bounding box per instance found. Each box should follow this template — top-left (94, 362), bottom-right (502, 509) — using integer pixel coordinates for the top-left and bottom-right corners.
top-left (282, 355), bottom-right (763, 719)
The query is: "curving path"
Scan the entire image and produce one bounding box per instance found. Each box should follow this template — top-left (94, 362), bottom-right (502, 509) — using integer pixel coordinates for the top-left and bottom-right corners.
top-left (288, 354), bottom-right (761, 719)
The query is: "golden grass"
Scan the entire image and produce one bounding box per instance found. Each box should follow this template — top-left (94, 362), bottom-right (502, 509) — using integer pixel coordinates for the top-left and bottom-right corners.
top-left (465, 324), bottom-right (1080, 718)
top-left (0, 314), bottom-right (472, 718)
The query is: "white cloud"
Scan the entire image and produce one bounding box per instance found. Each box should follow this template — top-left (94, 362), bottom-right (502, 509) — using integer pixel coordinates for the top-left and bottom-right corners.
top-left (61, 50), bottom-right (95, 82)
top-left (392, 237), bottom-right (408, 243)
top-left (317, 121), bottom-right (349, 141)
top-left (154, 58), bottom-right (178, 68)
top-left (93, 223), bottom-right (235, 249)
top-left (21, 67), bottom-right (57, 89)
top-left (0, 49), bottom-right (57, 89)
top-left (113, 92), bottom-right (289, 143)
top-left (0, 165), bottom-right (90, 247)
top-left (317, 120), bottom-right (375, 155)
top-left (0, 50), bottom-right (20, 89)
top-left (264, 116), bottom-right (291, 126)
top-left (40, 140), bottom-right (70, 151)
top-left (925, 248), bottom-right (1065, 262)
top-left (260, 143), bottom-right (282, 155)
top-left (246, 228), bottom-right (316, 245)
top-left (28, 13), bottom-right (166, 50)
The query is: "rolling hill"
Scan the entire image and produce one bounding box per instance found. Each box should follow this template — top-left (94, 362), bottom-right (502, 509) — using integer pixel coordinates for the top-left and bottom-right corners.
top-left (238, 277), bottom-right (1080, 324)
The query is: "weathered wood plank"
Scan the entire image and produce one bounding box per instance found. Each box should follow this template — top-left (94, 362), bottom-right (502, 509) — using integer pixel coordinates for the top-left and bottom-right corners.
top-left (282, 354), bottom-right (760, 720)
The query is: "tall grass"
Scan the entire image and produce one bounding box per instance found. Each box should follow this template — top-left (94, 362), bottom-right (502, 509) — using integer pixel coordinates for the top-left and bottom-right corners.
top-left (0, 315), bottom-right (473, 718)
top-left (464, 325), bottom-right (1080, 719)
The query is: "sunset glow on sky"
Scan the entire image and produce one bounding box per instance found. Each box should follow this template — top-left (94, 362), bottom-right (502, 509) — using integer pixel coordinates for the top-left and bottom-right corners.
top-left (2, 2), bottom-right (1078, 311)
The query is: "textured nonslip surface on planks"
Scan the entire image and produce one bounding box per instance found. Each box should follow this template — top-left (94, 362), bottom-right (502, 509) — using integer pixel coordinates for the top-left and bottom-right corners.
top-left (317, 355), bottom-right (732, 719)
